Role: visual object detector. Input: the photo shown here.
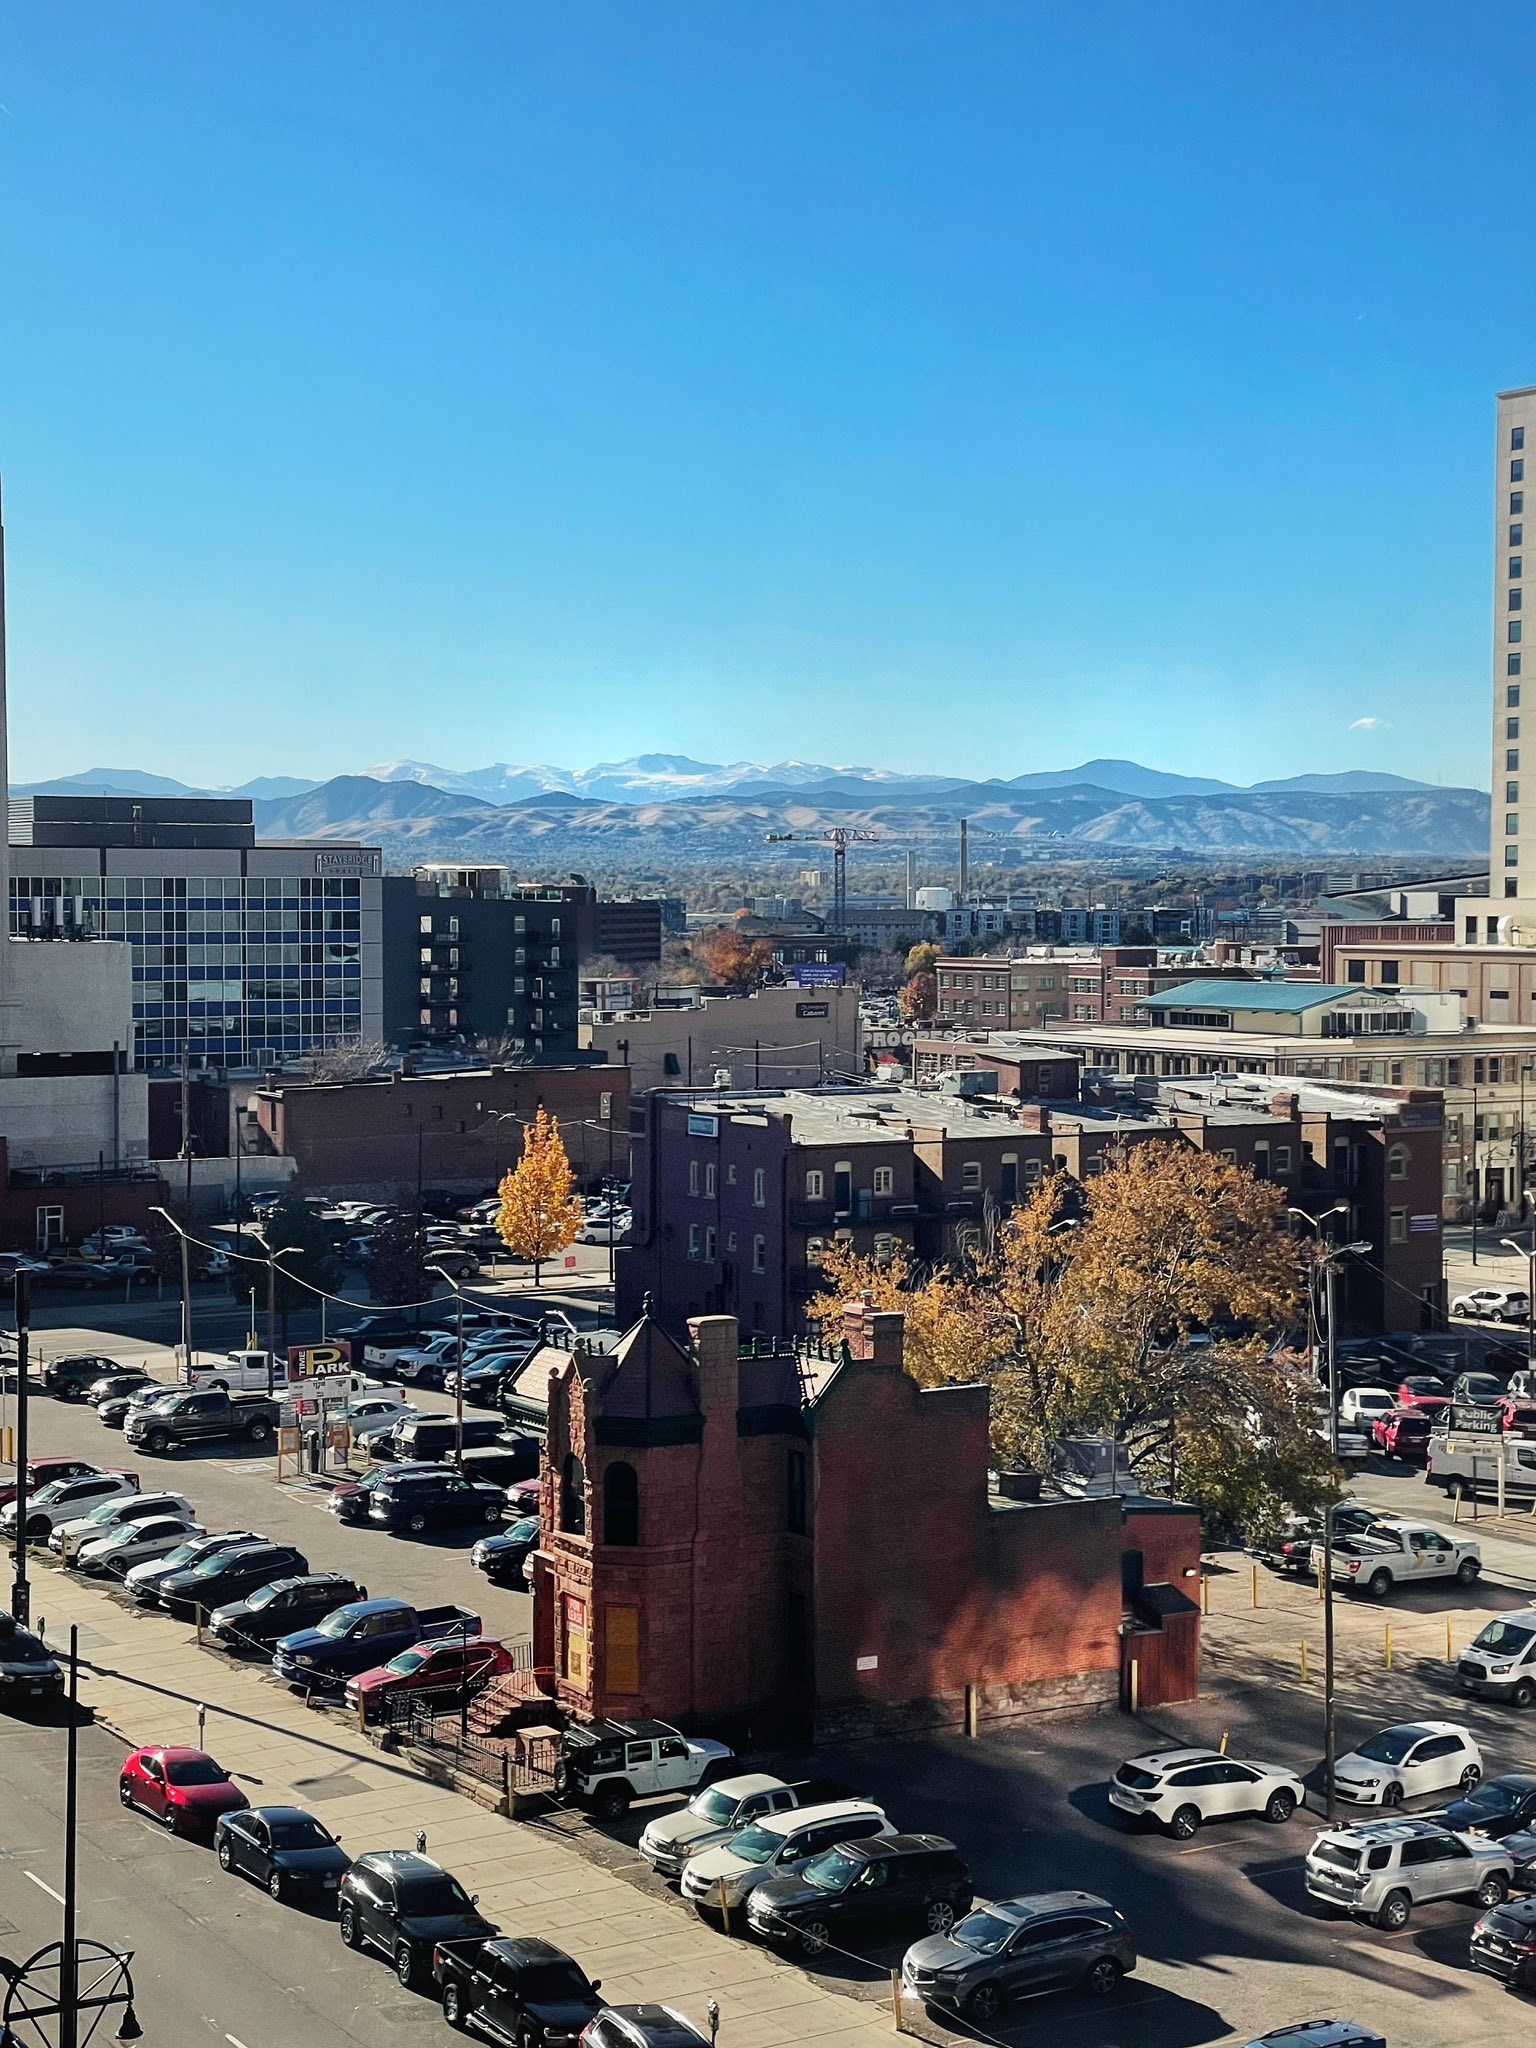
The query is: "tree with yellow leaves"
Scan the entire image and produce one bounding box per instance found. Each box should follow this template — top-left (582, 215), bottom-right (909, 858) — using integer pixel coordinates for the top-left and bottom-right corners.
top-left (496, 1109), bottom-right (584, 1285)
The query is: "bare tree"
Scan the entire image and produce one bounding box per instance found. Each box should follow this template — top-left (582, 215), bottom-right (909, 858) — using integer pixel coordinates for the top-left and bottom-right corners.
top-left (302, 1036), bottom-right (393, 1084)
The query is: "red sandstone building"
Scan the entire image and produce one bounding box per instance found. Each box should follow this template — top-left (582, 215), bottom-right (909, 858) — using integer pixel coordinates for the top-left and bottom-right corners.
top-left (529, 1299), bottom-right (1201, 1743)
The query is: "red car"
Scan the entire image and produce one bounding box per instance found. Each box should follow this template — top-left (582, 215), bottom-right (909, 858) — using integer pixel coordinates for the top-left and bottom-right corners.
top-left (1395, 1377), bottom-right (1451, 1416)
top-left (1372, 1408), bottom-right (1433, 1462)
top-left (343, 1636), bottom-right (515, 1723)
top-left (1502, 1400), bottom-right (1536, 1437)
top-left (118, 1746), bottom-right (249, 1834)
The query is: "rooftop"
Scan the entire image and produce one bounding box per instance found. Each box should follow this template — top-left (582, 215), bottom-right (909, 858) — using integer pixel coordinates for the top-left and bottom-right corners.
top-left (1137, 980), bottom-right (1366, 1013)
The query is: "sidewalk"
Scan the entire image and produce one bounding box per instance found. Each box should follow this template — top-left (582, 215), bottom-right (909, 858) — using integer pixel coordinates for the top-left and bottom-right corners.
top-left (34, 1561), bottom-right (904, 2048)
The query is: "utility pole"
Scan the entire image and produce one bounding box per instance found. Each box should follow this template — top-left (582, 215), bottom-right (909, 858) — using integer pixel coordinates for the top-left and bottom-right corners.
top-left (1322, 1252), bottom-right (1339, 1825)
top-left (60, 1625), bottom-right (79, 2048)
top-left (11, 1270), bottom-right (30, 1625)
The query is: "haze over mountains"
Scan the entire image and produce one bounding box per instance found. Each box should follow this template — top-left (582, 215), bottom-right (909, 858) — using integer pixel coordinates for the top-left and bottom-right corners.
top-left (14, 756), bottom-right (1489, 860)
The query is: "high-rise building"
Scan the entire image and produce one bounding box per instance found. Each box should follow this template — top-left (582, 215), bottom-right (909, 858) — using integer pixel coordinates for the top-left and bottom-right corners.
top-left (1495, 385), bottom-right (1536, 905)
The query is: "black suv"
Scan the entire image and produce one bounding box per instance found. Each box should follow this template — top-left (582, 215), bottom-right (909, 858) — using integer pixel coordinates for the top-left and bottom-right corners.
top-left (338, 1850), bottom-right (495, 1989)
top-left (393, 1414), bottom-right (511, 1463)
top-left (366, 1468), bottom-right (504, 1536)
top-left (158, 1541), bottom-right (310, 1619)
top-left (43, 1353), bottom-right (123, 1400)
top-left (208, 1573), bottom-right (367, 1651)
top-left (746, 1834), bottom-right (973, 1958)
top-left (433, 1936), bottom-right (603, 2041)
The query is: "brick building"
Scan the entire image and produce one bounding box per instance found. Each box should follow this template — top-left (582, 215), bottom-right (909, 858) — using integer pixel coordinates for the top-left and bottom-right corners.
top-left (619, 1075), bottom-right (1444, 1338)
top-left (935, 950), bottom-right (1258, 1032)
top-left (529, 1299), bottom-right (1201, 1742)
top-left (252, 1063), bottom-right (630, 1199)
top-left (0, 1138), bottom-right (167, 1254)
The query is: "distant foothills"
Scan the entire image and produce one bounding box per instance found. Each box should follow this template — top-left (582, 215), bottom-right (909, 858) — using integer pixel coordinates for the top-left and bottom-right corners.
top-left (11, 756), bottom-right (1490, 860)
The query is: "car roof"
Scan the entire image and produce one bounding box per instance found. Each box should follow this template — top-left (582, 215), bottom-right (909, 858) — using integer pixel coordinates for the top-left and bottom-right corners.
top-left (148, 1745), bottom-right (216, 1764)
top-left (485, 1936), bottom-right (579, 1967)
top-left (993, 1890), bottom-right (1117, 1919)
top-left (855, 1833), bottom-right (957, 1859)
top-left (1313, 1816), bottom-right (1453, 1845)
top-left (584, 1717), bottom-right (679, 1742)
top-left (245, 1804), bottom-right (319, 1823)
top-left (754, 1800), bottom-right (886, 1835)
top-left (600, 2005), bottom-right (707, 2046)
top-left (356, 1850), bottom-right (445, 1875)
top-left (709, 1773), bottom-right (786, 1798)
top-left (1125, 1748), bottom-right (1221, 1771)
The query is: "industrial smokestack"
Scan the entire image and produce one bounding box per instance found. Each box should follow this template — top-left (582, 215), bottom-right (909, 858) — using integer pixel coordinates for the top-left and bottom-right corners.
top-left (905, 849), bottom-right (917, 910)
top-left (959, 818), bottom-right (969, 905)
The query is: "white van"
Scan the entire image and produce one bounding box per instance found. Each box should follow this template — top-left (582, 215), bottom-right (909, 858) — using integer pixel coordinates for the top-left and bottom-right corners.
top-left (1456, 1609), bottom-right (1536, 1708)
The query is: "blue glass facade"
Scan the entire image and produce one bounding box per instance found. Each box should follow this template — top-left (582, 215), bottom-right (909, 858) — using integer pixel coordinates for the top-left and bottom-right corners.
top-left (9, 871), bottom-right (364, 1070)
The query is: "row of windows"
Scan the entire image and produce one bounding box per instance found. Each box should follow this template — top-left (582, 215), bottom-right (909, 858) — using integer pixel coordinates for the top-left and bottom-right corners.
top-left (686, 1223), bottom-right (767, 1271)
top-left (687, 1159), bottom-right (769, 1204)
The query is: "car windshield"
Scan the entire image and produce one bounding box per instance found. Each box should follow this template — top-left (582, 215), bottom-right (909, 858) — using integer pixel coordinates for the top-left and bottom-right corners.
top-left (952, 1910), bottom-right (1018, 1956)
top-left (165, 1756), bottom-right (229, 1787)
top-left (517, 1963), bottom-right (591, 2002)
top-left (506, 1518), bottom-right (538, 1542)
top-left (1464, 1377), bottom-right (1502, 1395)
top-left (397, 1876), bottom-right (474, 1915)
top-left (802, 1848), bottom-right (863, 1892)
top-left (31, 1480), bottom-right (75, 1505)
top-left (690, 1787), bottom-right (741, 1826)
top-left (726, 1826), bottom-right (782, 1865)
top-left (81, 1501), bottom-right (127, 1524)
top-left (1356, 1728), bottom-right (1429, 1765)
top-left (193, 1550), bottom-right (255, 1576)
top-left (385, 1648), bottom-right (430, 1675)
top-left (1465, 1781), bottom-right (1530, 1815)
top-left (270, 1816), bottom-right (333, 1850)
top-left (1311, 1841), bottom-right (1363, 1872)
top-left (314, 1608), bottom-right (361, 1639)
top-left (158, 1540), bottom-right (205, 1570)
top-left (1475, 1621), bottom-right (1536, 1658)
top-left (1404, 1378), bottom-right (1442, 1394)
top-left (0, 1630), bottom-right (51, 1664)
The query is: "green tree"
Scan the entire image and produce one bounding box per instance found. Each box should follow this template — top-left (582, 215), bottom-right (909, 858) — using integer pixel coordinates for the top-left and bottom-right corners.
top-left (364, 1208), bottom-right (430, 1307)
top-left (232, 1191), bottom-right (341, 1348)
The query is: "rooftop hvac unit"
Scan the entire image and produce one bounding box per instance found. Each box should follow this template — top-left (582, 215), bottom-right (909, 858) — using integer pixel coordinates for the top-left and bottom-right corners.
top-left (1048, 1435), bottom-right (1125, 1496)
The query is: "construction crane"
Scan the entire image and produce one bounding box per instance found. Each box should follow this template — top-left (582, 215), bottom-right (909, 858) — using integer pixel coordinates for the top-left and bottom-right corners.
top-left (764, 827), bottom-right (881, 935)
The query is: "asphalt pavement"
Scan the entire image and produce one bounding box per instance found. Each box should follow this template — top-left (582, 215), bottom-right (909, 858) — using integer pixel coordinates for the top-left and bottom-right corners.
top-left (0, 1713), bottom-right (465, 2047)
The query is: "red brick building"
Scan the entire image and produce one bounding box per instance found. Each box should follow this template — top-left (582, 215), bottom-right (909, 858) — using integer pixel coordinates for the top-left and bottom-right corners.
top-left (530, 1299), bottom-right (1201, 1743)
top-left (0, 1138), bottom-right (167, 1253)
top-left (251, 1063), bottom-right (630, 1197)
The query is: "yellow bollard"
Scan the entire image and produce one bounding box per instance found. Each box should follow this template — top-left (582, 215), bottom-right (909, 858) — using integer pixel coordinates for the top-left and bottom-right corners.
top-left (718, 1876), bottom-right (732, 1936)
top-left (1252, 1563), bottom-right (1259, 1609)
top-left (1447, 1615), bottom-right (1454, 1663)
top-left (1300, 1639), bottom-right (1310, 1684)
top-left (1385, 1624), bottom-right (1394, 1672)
top-left (891, 1970), bottom-right (904, 2033)
top-left (1201, 1572), bottom-right (1210, 1617)
top-left (1219, 1729), bottom-right (1230, 1755)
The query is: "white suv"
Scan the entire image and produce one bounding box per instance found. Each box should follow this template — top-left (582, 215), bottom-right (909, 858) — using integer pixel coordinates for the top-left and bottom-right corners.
top-left (1305, 1816), bottom-right (1512, 1929)
top-left (1451, 1286), bottom-right (1530, 1322)
top-left (1108, 1748), bottom-right (1305, 1839)
top-left (680, 1802), bottom-right (893, 1914)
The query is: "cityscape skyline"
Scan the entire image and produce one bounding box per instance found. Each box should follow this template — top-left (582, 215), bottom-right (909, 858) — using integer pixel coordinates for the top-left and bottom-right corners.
top-left (3, 6), bottom-right (1534, 790)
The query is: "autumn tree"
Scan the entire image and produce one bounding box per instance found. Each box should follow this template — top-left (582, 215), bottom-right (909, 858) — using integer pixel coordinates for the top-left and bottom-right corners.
top-left (496, 1108), bottom-right (584, 1284)
top-left (899, 972), bottom-right (937, 1022)
top-left (809, 1144), bottom-right (1335, 1536)
top-left (903, 941), bottom-right (940, 980)
top-left (694, 926), bottom-right (775, 992)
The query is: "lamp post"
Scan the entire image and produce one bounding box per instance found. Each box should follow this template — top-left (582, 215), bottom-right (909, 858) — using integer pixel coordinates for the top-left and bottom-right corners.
top-left (1287, 1204), bottom-right (1369, 1822)
top-left (1471, 1081), bottom-right (1480, 1265)
top-left (430, 1265), bottom-right (465, 1470)
top-left (10, 1272), bottom-right (30, 1627)
top-left (251, 1228), bottom-right (300, 1395)
top-left (152, 1202), bottom-right (194, 1376)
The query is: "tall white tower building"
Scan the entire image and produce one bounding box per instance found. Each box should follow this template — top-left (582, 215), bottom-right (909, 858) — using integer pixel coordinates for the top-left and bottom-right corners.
top-left (1494, 386), bottom-right (1536, 912)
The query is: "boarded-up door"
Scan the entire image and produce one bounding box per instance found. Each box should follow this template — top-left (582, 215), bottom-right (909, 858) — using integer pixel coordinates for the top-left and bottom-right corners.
top-left (605, 1604), bottom-right (640, 1695)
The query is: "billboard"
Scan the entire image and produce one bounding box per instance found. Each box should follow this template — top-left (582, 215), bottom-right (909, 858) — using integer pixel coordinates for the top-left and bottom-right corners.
top-left (795, 964), bottom-right (847, 986)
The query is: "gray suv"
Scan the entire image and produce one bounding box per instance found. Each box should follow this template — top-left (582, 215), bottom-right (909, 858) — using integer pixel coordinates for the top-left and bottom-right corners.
top-left (901, 1891), bottom-right (1135, 2022)
top-left (1304, 1817), bottom-right (1512, 1930)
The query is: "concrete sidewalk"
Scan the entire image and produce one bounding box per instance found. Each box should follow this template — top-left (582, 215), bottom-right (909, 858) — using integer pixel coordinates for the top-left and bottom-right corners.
top-left (34, 1561), bottom-right (902, 2048)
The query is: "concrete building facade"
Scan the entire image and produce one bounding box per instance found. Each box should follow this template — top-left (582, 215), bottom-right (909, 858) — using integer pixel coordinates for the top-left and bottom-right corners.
top-left (581, 983), bottom-right (862, 1096)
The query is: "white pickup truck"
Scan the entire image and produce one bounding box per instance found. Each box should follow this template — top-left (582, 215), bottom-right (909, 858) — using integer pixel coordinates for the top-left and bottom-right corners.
top-left (1311, 1517), bottom-right (1482, 1600)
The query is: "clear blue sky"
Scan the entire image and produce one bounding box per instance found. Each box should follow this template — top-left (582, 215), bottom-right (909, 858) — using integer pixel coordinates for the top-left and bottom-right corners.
top-left (0, 3), bottom-right (1528, 790)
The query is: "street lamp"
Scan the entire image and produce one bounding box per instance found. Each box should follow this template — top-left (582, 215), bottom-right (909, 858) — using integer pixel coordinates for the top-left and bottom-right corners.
top-left (151, 1201), bottom-right (194, 1373)
top-left (1287, 1205), bottom-right (1369, 1823)
top-left (251, 1227), bottom-right (300, 1395)
top-left (429, 1265), bottom-right (466, 1471)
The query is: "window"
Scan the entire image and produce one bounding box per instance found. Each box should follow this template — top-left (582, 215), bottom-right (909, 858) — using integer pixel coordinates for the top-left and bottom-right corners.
top-left (1389, 1209), bottom-right (1407, 1244)
top-left (559, 1454), bottom-right (587, 1536)
top-left (688, 1223), bottom-right (701, 1259)
top-left (1378, 960), bottom-right (1400, 984)
top-left (961, 1160), bottom-right (982, 1190)
top-left (1517, 524), bottom-right (1527, 546)
top-left (1510, 816), bottom-right (1521, 836)
top-left (704, 1226), bottom-right (716, 1262)
top-left (1513, 622), bottom-right (1524, 643)
top-left (704, 1163), bottom-right (716, 1197)
top-left (1516, 426), bottom-right (1527, 450)
top-left (752, 1167), bottom-right (766, 1207)
top-left (1516, 559), bottom-right (1526, 580)
top-left (1274, 1145), bottom-right (1292, 1172)
top-left (752, 1234), bottom-right (766, 1273)
top-left (1001, 1153), bottom-right (1018, 1203)
top-left (1513, 655), bottom-right (1525, 677)
top-left (602, 1463), bottom-right (639, 1547)
top-left (1510, 782), bottom-right (1521, 803)
top-left (805, 1169), bottom-right (825, 1200)
top-left (605, 1604), bottom-right (640, 1693)
top-left (1513, 686), bottom-right (1525, 708)
top-left (688, 1160), bottom-right (699, 1196)
top-left (1512, 592), bottom-right (1523, 612)
top-left (1511, 751), bottom-right (1522, 771)
top-left (1512, 720), bottom-right (1523, 740)
top-left (872, 1166), bottom-right (893, 1196)
top-left (1347, 959), bottom-right (1366, 983)
top-left (1508, 846), bottom-right (1520, 867)
top-left (786, 1448), bottom-right (807, 1534)
top-left (1515, 458), bottom-right (1526, 481)
top-left (873, 1232), bottom-right (895, 1266)
top-left (1387, 1143), bottom-right (1409, 1180)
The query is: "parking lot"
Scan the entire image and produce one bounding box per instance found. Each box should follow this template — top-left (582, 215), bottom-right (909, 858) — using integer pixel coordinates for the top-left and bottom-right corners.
top-left (10, 1324), bottom-right (1536, 2047)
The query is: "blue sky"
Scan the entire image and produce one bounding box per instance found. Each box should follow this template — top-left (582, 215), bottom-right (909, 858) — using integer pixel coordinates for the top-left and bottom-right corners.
top-left (0, 3), bottom-right (1528, 790)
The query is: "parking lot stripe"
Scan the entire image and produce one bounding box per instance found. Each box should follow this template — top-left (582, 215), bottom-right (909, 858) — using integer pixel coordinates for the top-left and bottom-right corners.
top-left (24, 1871), bottom-right (65, 1905)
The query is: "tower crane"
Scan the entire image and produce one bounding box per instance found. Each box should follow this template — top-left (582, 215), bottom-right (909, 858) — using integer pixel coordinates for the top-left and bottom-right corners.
top-left (764, 827), bottom-right (881, 935)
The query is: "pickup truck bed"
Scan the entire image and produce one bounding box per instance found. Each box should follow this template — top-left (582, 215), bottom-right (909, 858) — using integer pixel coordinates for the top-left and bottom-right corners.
top-left (272, 1598), bottom-right (481, 1690)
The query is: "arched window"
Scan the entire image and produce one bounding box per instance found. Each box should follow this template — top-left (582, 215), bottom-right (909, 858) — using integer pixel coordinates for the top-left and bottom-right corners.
top-left (603, 1461), bottom-right (639, 1547)
top-left (560, 1453), bottom-right (587, 1536)
top-left (1387, 1143), bottom-right (1409, 1181)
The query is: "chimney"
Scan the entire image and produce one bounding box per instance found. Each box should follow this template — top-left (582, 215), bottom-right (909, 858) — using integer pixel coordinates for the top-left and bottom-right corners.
top-left (1271, 1091), bottom-right (1300, 1120)
top-left (905, 849), bottom-right (918, 910)
top-left (841, 1297), bottom-right (905, 1368)
top-left (1016, 1103), bottom-right (1051, 1134)
top-left (688, 1314), bottom-right (740, 1416)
